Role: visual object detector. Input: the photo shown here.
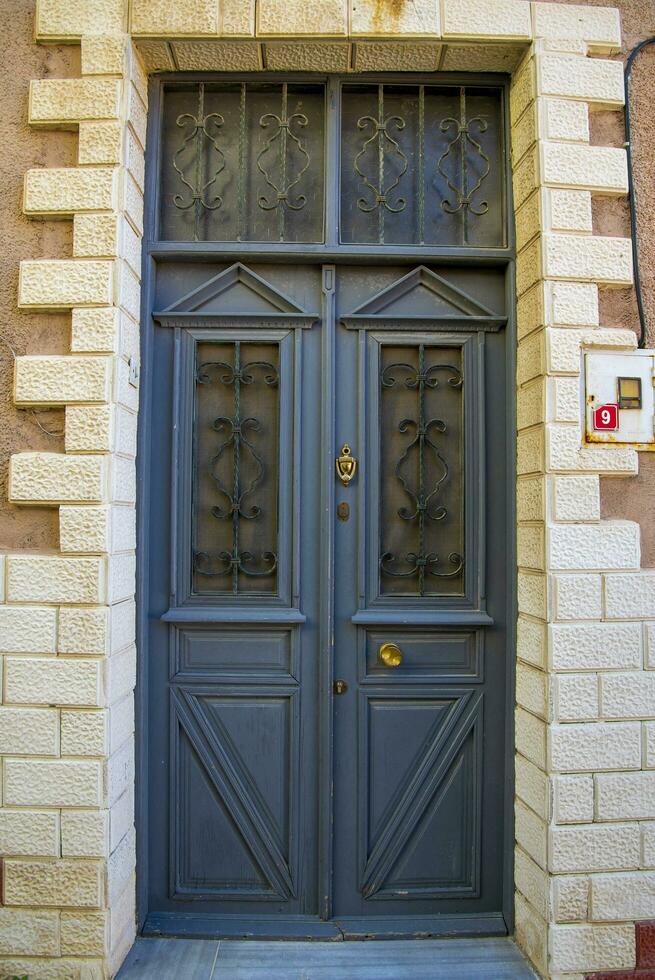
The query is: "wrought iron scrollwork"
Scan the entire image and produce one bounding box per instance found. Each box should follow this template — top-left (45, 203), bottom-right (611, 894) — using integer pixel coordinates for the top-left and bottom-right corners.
top-left (194, 343), bottom-right (279, 594)
top-left (172, 82), bottom-right (226, 241)
top-left (437, 88), bottom-right (491, 216)
top-left (380, 346), bottom-right (464, 596)
top-left (354, 85), bottom-right (408, 242)
top-left (256, 83), bottom-right (310, 240)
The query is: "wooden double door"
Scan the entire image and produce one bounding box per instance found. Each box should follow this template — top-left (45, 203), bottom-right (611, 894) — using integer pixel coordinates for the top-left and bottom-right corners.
top-left (143, 259), bottom-right (511, 938)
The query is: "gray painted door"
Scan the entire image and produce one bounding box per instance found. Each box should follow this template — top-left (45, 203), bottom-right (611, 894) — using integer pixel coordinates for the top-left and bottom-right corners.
top-left (144, 260), bottom-right (510, 938)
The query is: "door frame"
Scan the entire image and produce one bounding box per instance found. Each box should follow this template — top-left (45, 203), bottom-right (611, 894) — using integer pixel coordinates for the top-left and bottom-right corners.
top-left (135, 71), bottom-right (517, 936)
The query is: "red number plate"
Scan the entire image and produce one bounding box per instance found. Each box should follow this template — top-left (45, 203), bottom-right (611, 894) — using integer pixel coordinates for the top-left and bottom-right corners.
top-left (593, 403), bottom-right (619, 431)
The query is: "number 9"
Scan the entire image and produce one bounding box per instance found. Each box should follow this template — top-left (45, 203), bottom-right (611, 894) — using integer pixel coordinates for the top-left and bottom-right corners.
top-left (601, 409), bottom-right (611, 424)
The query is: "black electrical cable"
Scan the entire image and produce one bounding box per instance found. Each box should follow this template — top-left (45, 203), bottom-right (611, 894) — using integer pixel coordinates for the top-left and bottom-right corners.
top-left (624, 36), bottom-right (655, 349)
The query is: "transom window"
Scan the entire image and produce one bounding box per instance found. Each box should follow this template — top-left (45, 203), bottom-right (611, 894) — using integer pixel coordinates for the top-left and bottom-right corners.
top-left (157, 78), bottom-right (507, 248)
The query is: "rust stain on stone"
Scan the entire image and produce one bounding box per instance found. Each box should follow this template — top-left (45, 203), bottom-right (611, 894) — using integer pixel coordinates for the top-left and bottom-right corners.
top-left (368, 0), bottom-right (407, 34)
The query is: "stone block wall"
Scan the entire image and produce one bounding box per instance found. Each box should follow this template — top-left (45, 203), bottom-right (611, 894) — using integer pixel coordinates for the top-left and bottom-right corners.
top-left (0, 1), bottom-right (653, 977)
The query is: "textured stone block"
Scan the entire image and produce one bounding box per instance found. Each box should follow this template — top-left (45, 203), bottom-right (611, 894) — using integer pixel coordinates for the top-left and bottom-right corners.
top-left (550, 923), bottom-right (635, 973)
top-left (5, 657), bottom-right (103, 707)
top-left (517, 283), bottom-right (544, 340)
top-left (0, 810), bottom-right (59, 858)
top-left (257, 0), bottom-right (348, 35)
top-left (552, 475), bottom-right (599, 522)
top-left (646, 722), bottom-right (655, 769)
top-left (533, 3), bottom-right (621, 52)
top-left (549, 521), bottom-right (640, 571)
top-left (546, 376), bottom-right (581, 423)
top-left (541, 143), bottom-right (627, 195)
top-left (24, 168), bottom-right (115, 217)
top-left (29, 78), bottom-right (121, 127)
top-left (516, 662), bottom-right (547, 717)
top-left (550, 622), bottom-right (642, 672)
top-left (71, 308), bottom-right (119, 353)
top-left (551, 823), bottom-right (640, 873)
top-left (107, 826), bottom-right (135, 904)
top-left (517, 426), bottom-right (545, 476)
top-left (73, 214), bottom-right (120, 258)
top-left (540, 98), bottom-right (589, 143)
top-left (351, 0), bottom-right (439, 35)
top-left (78, 121), bottom-right (122, 166)
top-left (60, 506), bottom-right (111, 554)
top-left (596, 771), bottom-right (655, 821)
top-left (591, 873), bottom-right (655, 921)
top-left (513, 147), bottom-right (539, 210)
top-left (81, 34), bottom-right (126, 75)
top-left (0, 908), bottom-right (59, 956)
top-left (110, 696), bottom-right (134, 755)
top-left (131, 0), bottom-right (218, 35)
top-left (9, 453), bottom-right (106, 505)
top-left (550, 721), bottom-right (641, 772)
top-left (173, 38), bottom-right (261, 70)
top-left (442, 0), bottom-right (531, 39)
top-left (552, 574), bottom-right (602, 621)
top-left (552, 875), bottom-right (588, 922)
top-left (517, 525), bottom-right (545, 571)
top-left (517, 476), bottom-right (544, 523)
top-left (605, 573), bottom-right (655, 620)
top-left (547, 189), bottom-right (592, 233)
top-left (35, 0), bottom-right (125, 40)
top-left (516, 706), bottom-right (547, 769)
top-left (515, 753), bottom-right (549, 819)
top-left (107, 647), bottom-right (137, 709)
top-left (442, 42), bottom-right (524, 72)
top-left (109, 600), bottom-right (135, 655)
top-left (135, 38), bottom-right (176, 71)
top-left (0, 957), bottom-right (104, 979)
top-left (61, 710), bottom-right (108, 757)
top-left (515, 892), bottom-right (548, 977)
top-left (510, 57), bottom-right (536, 125)
top-left (18, 260), bottom-right (113, 310)
top-left (547, 423), bottom-right (637, 475)
top-left (0, 606), bottom-right (57, 653)
top-left (59, 606), bottom-right (109, 656)
top-left (65, 405), bottom-right (113, 454)
top-left (61, 910), bottom-right (107, 956)
top-left (515, 846), bottom-right (549, 919)
top-left (517, 330), bottom-right (544, 386)
top-left (61, 810), bottom-right (108, 858)
top-left (4, 759), bottom-right (103, 808)
top-left (516, 799), bottom-right (547, 869)
top-left (547, 281), bottom-right (598, 327)
top-left (548, 322), bottom-right (636, 373)
top-left (553, 673), bottom-right (598, 721)
top-left (517, 615), bottom-right (547, 669)
top-left (511, 104), bottom-right (536, 166)
top-left (553, 774), bottom-right (593, 824)
top-left (600, 672), bottom-right (655, 720)
top-left (543, 234), bottom-right (632, 286)
top-left (537, 54), bottom-right (624, 107)
top-left (354, 41), bottom-right (442, 71)
top-left (3, 859), bottom-right (103, 908)
top-left (0, 708), bottom-right (59, 756)
top-left (518, 570), bottom-right (547, 619)
top-left (7, 555), bottom-right (106, 604)
top-left (263, 41), bottom-right (349, 70)
top-left (15, 354), bottom-right (110, 406)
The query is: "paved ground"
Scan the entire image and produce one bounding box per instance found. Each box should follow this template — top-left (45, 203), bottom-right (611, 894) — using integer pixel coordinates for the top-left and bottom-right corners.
top-left (117, 937), bottom-right (538, 979)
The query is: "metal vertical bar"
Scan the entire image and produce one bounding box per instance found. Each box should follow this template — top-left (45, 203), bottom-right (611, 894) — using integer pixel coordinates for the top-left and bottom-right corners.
top-left (418, 85), bottom-right (425, 245)
top-left (193, 83), bottom-right (205, 242)
top-left (232, 341), bottom-right (241, 595)
top-left (237, 83), bottom-right (246, 242)
top-left (460, 87), bottom-right (468, 247)
top-left (279, 83), bottom-right (288, 242)
top-left (417, 343), bottom-right (426, 596)
top-left (378, 84), bottom-right (384, 245)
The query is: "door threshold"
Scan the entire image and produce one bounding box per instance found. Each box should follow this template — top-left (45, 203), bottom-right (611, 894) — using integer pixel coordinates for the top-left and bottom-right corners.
top-left (142, 912), bottom-right (507, 941)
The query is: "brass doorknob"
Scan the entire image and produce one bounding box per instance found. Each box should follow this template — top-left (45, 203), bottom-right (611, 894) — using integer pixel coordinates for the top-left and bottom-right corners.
top-left (379, 642), bottom-right (403, 667)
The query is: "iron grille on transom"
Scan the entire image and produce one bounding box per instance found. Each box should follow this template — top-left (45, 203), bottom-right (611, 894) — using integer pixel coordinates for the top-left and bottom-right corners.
top-left (158, 81), bottom-right (505, 248)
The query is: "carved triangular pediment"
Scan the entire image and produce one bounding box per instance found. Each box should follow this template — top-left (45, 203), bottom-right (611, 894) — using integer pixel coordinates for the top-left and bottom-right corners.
top-left (341, 266), bottom-right (505, 331)
top-left (154, 262), bottom-right (317, 328)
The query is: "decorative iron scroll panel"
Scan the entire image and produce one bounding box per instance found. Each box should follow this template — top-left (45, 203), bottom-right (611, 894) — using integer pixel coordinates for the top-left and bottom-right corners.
top-left (159, 81), bottom-right (504, 247)
top-left (193, 340), bottom-right (280, 595)
top-left (379, 343), bottom-right (464, 597)
top-left (341, 85), bottom-right (504, 246)
top-left (161, 83), bottom-right (326, 243)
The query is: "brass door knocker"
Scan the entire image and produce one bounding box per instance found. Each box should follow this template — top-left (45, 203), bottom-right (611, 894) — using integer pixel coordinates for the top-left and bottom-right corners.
top-left (336, 444), bottom-right (357, 486)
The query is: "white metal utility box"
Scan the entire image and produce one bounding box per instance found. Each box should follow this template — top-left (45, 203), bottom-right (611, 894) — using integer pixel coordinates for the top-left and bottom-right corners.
top-left (585, 349), bottom-right (655, 449)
